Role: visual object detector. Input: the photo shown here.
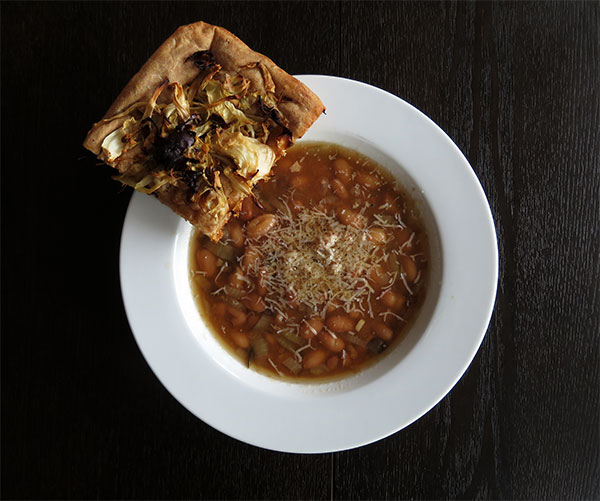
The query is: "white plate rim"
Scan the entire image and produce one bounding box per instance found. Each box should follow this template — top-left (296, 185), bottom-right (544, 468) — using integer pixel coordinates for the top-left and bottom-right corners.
top-left (119, 75), bottom-right (499, 453)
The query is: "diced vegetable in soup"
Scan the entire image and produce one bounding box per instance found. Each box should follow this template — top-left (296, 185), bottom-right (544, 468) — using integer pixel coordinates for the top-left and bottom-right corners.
top-left (190, 142), bottom-right (428, 380)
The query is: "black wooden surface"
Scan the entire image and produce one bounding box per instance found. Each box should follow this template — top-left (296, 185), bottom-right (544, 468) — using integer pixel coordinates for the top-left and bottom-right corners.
top-left (2, 2), bottom-right (599, 500)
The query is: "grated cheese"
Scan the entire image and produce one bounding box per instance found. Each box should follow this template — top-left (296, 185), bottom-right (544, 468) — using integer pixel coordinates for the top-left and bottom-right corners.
top-left (302, 318), bottom-right (318, 336)
top-left (294, 343), bottom-right (311, 360)
top-left (268, 358), bottom-right (284, 376)
top-left (380, 311), bottom-right (406, 322)
top-left (400, 232), bottom-right (415, 251)
top-left (247, 197), bottom-right (391, 317)
top-left (323, 326), bottom-right (338, 339)
top-left (214, 263), bottom-right (228, 282)
top-left (400, 273), bottom-right (414, 295)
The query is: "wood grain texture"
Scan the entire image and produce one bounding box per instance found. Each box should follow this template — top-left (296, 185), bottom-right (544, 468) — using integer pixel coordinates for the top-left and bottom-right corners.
top-left (334, 2), bottom-right (600, 500)
top-left (1, 1), bottom-right (598, 500)
top-left (1, 2), bottom-right (338, 500)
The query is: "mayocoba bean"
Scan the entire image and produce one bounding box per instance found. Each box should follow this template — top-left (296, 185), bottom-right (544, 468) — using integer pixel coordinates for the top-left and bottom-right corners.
top-left (318, 331), bottom-right (345, 352)
top-left (367, 227), bottom-right (387, 244)
top-left (227, 220), bottom-right (245, 248)
top-left (239, 197), bottom-right (258, 222)
top-left (196, 249), bottom-right (217, 277)
top-left (401, 255), bottom-right (418, 282)
top-left (246, 214), bottom-right (278, 239)
top-left (303, 349), bottom-right (327, 369)
top-left (230, 330), bottom-right (250, 349)
top-left (368, 265), bottom-right (390, 288)
top-left (337, 208), bottom-right (367, 228)
top-left (326, 302), bottom-right (340, 314)
top-left (397, 227), bottom-right (412, 244)
top-left (381, 290), bottom-right (406, 310)
top-left (326, 314), bottom-right (354, 333)
top-left (331, 178), bottom-right (349, 199)
top-left (242, 247), bottom-right (261, 273)
top-left (372, 321), bottom-right (393, 342)
top-left (357, 172), bottom-right (381, 189)
top-left (327, 356), bottom-right (339, 371)
top-left (332, 158), bottom-right (352, 183)
top-left (301, 317), bottom-right (323, 339)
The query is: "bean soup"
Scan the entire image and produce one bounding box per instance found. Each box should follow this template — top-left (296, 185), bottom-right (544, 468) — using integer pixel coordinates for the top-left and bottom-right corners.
top-left (189, 142), bottom-right (428, 379)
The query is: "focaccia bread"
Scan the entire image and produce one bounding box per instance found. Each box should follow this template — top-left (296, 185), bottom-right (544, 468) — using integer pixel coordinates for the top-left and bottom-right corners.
top-left (84, 21), bottom-right (325, 240)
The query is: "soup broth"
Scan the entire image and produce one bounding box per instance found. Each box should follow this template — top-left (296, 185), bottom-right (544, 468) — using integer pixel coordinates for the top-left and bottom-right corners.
top-left (190, 142), bottom-right (428, 379)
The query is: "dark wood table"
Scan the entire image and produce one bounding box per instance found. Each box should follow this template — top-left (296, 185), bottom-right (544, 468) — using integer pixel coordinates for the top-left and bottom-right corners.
top-left (2, 2), bottom-right (598, 499)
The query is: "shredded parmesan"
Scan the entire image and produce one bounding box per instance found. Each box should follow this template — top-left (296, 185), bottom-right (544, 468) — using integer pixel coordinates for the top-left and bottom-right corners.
top-left (235, 271), bottom-right (253, 286)
top-left (247, 198), bottom-right (390, 317)
top-left (400, 273), bottom-right (414, 295)
top-left (302, 318), bottom-right (318, 336)
top-left (400, 232), bottom-right (415, 251)
top-left (380, 311), bottom-right (406, 322)
top-left (294, 343), bottom-right (311, 360)
top-left (373, 214), bottom-right (403, 229)
top-left (214, 263), bottom-right (228, 282)
top-left (323, 326), bottom-right (338, 339)
top-left (268, 358), bottom-right (284, 376)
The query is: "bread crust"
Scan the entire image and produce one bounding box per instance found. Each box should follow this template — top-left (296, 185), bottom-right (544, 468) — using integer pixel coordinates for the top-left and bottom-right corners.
top-left (84, 21), bottom-right (324, 154)
top-left (83, 22), bottom-right (324, 240)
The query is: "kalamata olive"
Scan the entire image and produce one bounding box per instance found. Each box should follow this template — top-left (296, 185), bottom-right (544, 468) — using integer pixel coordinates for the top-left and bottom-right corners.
top-left (186, 50), bottom-right (216, 70)
top-left (153, 123), bottom-right (195, 168)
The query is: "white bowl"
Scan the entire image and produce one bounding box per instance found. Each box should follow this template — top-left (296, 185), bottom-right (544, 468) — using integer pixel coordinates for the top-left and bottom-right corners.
top-left (120, 75), bottom-right (498, 453)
